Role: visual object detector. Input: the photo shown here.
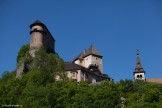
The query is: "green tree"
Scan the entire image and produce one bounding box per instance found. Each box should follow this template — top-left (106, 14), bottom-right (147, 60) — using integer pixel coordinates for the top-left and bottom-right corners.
top-left (17, 44), bottom-right (29, 63)
top-left (93, 81), bottom-right (121, 108)
top-left (2, 44), bottom-right (162, 108)
top-left (142, 88), bottom-right (160, 103)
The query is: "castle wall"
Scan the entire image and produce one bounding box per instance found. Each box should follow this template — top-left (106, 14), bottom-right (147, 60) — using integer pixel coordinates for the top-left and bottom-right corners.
top-left (29, 25), bottom-right (44, 55)
top-left (29, 25), bottom-right (54, 54)
top-left (79, 55), bottom-right (103, 73)
top-left (74, 60), bottom-right (81, 65)
top-left (91, 56), bottom-right (103, 73)
top-left (30, 32), bottom-right (43, 49)
top-left (42, 27), bottom-right (54, 52)
top-left (66, 69), bottom-right (102, 83)
top-left (83, 55), bottom-right (92, 68)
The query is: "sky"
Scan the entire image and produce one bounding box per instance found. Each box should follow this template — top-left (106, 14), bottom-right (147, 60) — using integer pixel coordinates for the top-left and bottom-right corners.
top-left (0, 0), bottom-right (162, 81)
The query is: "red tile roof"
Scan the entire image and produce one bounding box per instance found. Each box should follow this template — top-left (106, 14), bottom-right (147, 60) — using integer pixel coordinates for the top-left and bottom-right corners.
top-left (146, 78), bottom-right (162, 84)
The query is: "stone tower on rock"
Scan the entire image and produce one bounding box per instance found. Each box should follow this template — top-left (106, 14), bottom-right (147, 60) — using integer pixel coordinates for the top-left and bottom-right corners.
top-left (29, 20), bottom-right (55, 56)
top-left (16, 20), bottom-right (55, 78)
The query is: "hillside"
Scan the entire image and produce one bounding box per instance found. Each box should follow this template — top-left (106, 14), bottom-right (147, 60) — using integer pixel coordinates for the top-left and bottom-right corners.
top-left (1, 45), bottom-right (162, 108)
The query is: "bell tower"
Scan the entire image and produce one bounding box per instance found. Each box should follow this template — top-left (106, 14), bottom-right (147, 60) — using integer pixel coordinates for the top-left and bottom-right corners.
top-left (133, 50), bottom-right (146, 80)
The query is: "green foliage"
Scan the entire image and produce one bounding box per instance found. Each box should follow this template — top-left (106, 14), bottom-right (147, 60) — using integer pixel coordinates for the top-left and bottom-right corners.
top-left (93, 81), bottom-right (121, 108)
top-left (1, 72), bottom-right (162, 108)
top-left (17, 44), bottom-right (29, 63)
top-left (124, 80), bottom-right (162, 108)
top-left (142, 88), bottom-right (160, 103)
top-left (1, 45), bottom-right (162, 107)
top-left (20, 47), bottom-right (66, 81)
top-left (0, 71), bottom-right (19, 105)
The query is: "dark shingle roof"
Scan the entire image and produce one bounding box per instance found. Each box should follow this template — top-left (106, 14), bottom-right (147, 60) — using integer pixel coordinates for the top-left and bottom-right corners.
top-left (84, 44), bottom-right (101, 57)
top-left (65, 62), bottom-right (111, 79)
top-left (33, 20), bottom-right (43, 24)
top-left (65, 62), bottom-right (84, 71)
top-left (29, 20), bottom-right (55, 41)
top-left (30, 20), bottom-right (45, 28)
top-left (73, 44), bottom-right (102, 61)
top-left (134, 50), bottom-right (145, 74)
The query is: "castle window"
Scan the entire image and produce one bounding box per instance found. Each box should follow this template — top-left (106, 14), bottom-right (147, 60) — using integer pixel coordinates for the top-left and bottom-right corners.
top-left (140, 75), bottom-right (142, 78)
top-left (137, 75), bottom-right (139, 78)
top-left (72, 72), bottom-right (75, 77)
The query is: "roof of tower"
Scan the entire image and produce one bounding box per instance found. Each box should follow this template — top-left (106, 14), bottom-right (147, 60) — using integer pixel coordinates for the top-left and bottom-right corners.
top-left (30, 20), bottom-right (55, 41)
top-left (73, 44), bottom-right (102, 61)
top-left (85, 44), bottom-right (102, 57)
top-left (134, 50), bottom-right (145, 74)
top-left (30, 20), bottom-right (45, 28)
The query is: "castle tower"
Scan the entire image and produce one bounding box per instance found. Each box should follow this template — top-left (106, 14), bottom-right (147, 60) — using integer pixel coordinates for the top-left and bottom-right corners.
top-left (73, 44), bottom-right (103, 73)
top-left (133, 50), bottom-right (145, 80)
top-left (29, 20), bottom-right (55, 56)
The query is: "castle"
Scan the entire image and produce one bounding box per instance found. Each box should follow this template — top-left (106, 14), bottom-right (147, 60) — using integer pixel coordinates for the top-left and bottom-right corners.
top-left (16, 20), bottom-right (111, 83)
top-left (16, 20), bottom-right (162, 84)
top-left (64, 44), bottom-right (111, 83)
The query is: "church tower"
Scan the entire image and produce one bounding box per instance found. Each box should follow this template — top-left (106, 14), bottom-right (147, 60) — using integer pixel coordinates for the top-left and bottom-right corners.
top-left (133, 50), bottom-right (145, 80)
top-left (29, 20), bottom-right (55, 56)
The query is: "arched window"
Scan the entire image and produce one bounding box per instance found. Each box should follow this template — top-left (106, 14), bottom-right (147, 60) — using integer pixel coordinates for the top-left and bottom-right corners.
top-left (137, 75), bottom-right (139, 78)
top-left (140, 75), bottom-right (142, 78)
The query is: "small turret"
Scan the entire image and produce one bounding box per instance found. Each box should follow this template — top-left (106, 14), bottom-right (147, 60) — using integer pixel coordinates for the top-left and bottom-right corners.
top-left (133, 50), bottom-right (146, 80)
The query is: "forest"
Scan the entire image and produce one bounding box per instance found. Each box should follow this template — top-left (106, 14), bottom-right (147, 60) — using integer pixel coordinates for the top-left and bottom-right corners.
top-left (0, 45), bottom-right (162, 108)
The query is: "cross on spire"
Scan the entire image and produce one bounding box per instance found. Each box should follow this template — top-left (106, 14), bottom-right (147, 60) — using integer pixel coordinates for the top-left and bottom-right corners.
top-left (137, 49), bottom-right (139, 55)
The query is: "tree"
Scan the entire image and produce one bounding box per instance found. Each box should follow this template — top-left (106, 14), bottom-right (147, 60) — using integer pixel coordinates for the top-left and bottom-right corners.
top-left (1, 44), bottom-right (162, 108)
top-left (17, 44), bottom-right (29, 63)
top-left (142, 88), bottom-right (160, 103)
top-left (93, 81), bottom-right (121, 108)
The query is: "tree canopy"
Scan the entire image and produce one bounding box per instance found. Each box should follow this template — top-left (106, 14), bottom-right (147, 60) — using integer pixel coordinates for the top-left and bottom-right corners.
top-left (1, 44), bottom-right (162, 108)
top-left (1, 71), bottom-right (162, 108)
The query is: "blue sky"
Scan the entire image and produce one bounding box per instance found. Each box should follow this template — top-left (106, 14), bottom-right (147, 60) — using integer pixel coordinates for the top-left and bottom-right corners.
top-left (0, 0), bottom-right (162, 81)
